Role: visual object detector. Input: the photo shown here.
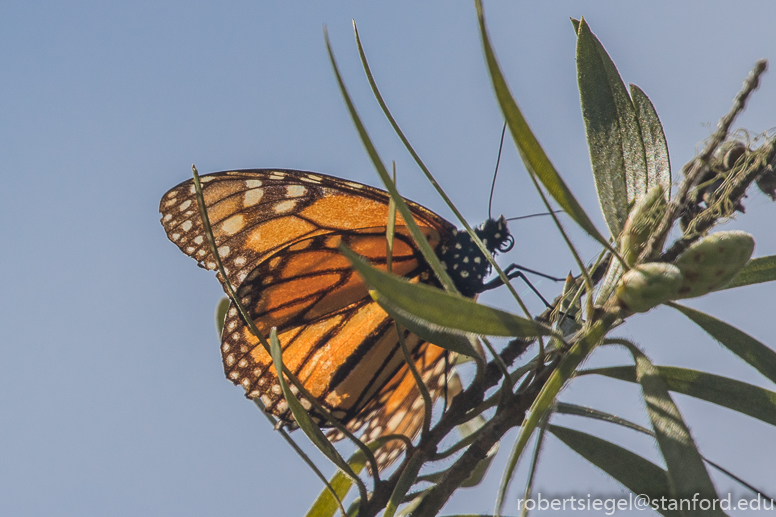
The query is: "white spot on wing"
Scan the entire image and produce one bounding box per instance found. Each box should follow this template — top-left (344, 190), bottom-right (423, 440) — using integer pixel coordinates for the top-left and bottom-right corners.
top-left (181, 221), bottom-right (193, 232)
top-left (234, 256), bottom-right (246, 266)
top-left (286, 185), bottom-right (306, 197)
top-left (217, 245), bottom-right (230, 257)
top-left (221, 214), bottom-right (245, 235)
top-left (274, 200), bottom-right (296, 214)
top-left (243, 188), bottom-right (264, 207)
top-left (179, 200), bottom-right (192, 211)
top-left (194, 236), bottom-right (204, 245)
top-left (269, 172), bottom-right (286, 180)
top-left (246, 179), bottom-right (262, 188)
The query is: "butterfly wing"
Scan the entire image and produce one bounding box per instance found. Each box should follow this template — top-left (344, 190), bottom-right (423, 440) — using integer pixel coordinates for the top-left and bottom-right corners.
top-left (160, 169), bottom-right (457, 468)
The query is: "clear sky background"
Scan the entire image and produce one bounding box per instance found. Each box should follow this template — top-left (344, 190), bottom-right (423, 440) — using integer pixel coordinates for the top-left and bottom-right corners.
top-left (1, 2), bottom-right (775, 516)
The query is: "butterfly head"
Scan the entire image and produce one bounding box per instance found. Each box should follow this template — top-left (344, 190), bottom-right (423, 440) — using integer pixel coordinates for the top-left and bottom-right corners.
top-left (437, 216), bottom-right (513, 297)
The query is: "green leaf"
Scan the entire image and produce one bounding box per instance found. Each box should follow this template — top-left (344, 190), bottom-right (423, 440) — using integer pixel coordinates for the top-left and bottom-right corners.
top-left (384, 454), bottom-right (423, 517)
top-left (669, 303), bottom-right (776, 384)
top-left (555, 400), bottom-right (776, 501)
top-left (555, 401), bottom-right (654, 435)
top-left (324, 27), bottom-right (457, 295)
top-left (214, 297), bottom-right (230, 337)
top-left (306, 436), bottom-right (396, 517)
top-left (548, 425), bottom-right (681, 517)
top-left (376, 295), bottom-right (479, 357)
top-left (576, 17), bottom-right (647, 236)
top-left (579, 365), bottom-right (776, 427)
top-left (722, 255), bottom-right (776, 290)
top-left (494, 314), bottom-right (614, 515)
top-left (626, 345), bottom-right (722, 513)
top-left (269, 330), bottom-right (363, 498)
top-left (340, 245), bottom-right (554, 340)
top-left (630, 84), bottom-right (671, 195)
top-left (475, 1), bottom-right (609, 250)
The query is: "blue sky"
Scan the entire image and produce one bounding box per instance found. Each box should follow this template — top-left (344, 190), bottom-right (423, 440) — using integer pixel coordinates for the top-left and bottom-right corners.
top-left (1, 2), bottom-right (775, 516)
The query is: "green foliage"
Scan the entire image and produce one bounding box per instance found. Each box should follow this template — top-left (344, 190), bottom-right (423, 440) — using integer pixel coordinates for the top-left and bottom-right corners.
top-left (206, 6), bottom-right (776, 517)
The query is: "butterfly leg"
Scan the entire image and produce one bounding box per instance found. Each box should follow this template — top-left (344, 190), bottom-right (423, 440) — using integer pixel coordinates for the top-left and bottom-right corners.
top-left (480, 264), bottom-right (563, 308)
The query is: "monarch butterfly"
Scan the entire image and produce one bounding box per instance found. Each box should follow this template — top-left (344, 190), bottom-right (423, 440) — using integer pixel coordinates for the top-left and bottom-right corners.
top-left (159, 169), bottom-right (514, 470)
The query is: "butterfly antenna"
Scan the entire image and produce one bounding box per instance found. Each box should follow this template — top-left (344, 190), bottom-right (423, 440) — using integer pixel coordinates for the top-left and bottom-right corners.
top-left (488, 121), bottom-right (508, 220)
top-left (504, 209), bottom-right (564, 222)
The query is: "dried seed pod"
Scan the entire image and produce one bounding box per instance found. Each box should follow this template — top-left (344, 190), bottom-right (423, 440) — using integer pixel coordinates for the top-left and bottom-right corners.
top-left (713, 141), bottom-right (748, 170)
top-left (615, 263), bottom-right (683, 313)
top-left (620, 185), bottom-right (668, 267)
top-left (756, 166), bottom-right (776, 200)
top-left (673, 230), bottom-right (755, 298)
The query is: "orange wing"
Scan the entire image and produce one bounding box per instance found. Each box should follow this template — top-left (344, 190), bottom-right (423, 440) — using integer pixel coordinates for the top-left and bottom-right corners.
top-left (160, 169), bottom-right (456, 470)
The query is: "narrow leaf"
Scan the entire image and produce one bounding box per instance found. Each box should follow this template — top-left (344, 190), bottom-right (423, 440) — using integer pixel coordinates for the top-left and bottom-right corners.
top-left (722, 255), bottom-right (776, 290)
top-left (476, 1), bottom-right (609, 249)
top-left (375, 294), bottom-right (478, 357)
top-left (554, 401), bottom-right (653, 435)
top-left (306, 437), bottom-right (395, 517)
top-left (626, 345), bottom-right (722, 513)
top-left (576, 17), bottom-right (646, 235)
top-left (555, 400), bottom-right (776, 502)
top-left (669, 303), bottom-right (776, 384)
top-left (630, 84), bottom-right (671, 195)
top-left (324, 28), bottom-right (457, 294)
top-left (580, 365), bottom-right (776, 427)
top-left (214, 297), bottom-right (230, 337)
top-left (270, 330), bottom-right (363, 497)
top-left (341, 245), bottom-right (553, 339)
top-left (548, 425), bottom-right (681, 517)
top-left (495, 314), bottom-right (613, 515)
top-left (384, 454), bottom-right (423, 517)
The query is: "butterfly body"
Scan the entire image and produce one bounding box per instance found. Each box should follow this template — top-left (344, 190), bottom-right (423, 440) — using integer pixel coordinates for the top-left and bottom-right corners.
top-left (160, 169), bottom-right (512, 469)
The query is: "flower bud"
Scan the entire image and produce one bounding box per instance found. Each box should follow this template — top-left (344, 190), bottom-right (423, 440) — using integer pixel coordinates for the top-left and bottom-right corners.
top-left (615, 262), bottom-right (683, 313)
top-left (673, 230), bottom-right (755, 299)
top-left (620, 185), bottom-right (668, 266)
